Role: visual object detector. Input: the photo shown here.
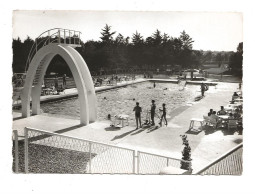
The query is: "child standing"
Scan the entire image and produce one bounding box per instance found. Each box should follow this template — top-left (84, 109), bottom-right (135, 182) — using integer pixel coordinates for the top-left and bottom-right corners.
top-left (159, 103), bottom-right (167, 126)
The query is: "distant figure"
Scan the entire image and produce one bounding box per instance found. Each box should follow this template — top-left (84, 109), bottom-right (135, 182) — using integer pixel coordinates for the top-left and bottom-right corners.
top-left (159, 103), bottom-right (167, 126)
top-left (133, 102), bottom-right (142, 129)
top-left (153, 82), bottom-right (156, 88)
top-left (217, 106), bottom-right (227, 115)
top-left (51, 84), bottom-right (55, 91)
top-left (150, 100), bottom-right (156, 126)
top-left (232, 92), bottom-right (239, 101)
top-left (63, 74), bottom-right (67, 87)
top-left (201, 82), bottom-right (206, 96)
top-left (57, 84), bottom-right (65, 94)
top-left (210, 111), bottom-right (219, 124)
top-left (228, 113), bottom-right (235, 119)
top-left (233, 92), bottom-right (239, 97)
top-left (54, 76), bottom-right (58, 89)
top-left (107, 114), bottom-right (111, 120)
top-left (208, 109), bottom-right (213, 116)
top-left (233, 109), bottom-right (241, 119)
top-left (239, 83), bottom-right (242, 90)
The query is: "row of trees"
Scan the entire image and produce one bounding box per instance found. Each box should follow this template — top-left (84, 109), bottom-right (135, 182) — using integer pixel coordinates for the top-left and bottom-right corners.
top-left (229, 42), bottom-right (243, 77)
top-left (12, 24), bottom-right (242, 77)
top-left (77, 24), bottom-right (199, 74)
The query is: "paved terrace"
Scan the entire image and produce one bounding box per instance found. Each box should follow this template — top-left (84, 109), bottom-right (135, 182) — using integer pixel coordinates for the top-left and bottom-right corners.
top-left (12, 79), bottom-right (242, 173)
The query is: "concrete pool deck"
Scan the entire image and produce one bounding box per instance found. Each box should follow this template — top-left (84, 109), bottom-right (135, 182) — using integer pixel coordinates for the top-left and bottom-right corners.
top-left (12, 81), bottom-right (242, 173)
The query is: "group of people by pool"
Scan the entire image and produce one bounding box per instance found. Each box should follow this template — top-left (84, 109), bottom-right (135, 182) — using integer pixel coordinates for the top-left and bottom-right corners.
top-left (94, 74), bottom-right (136, 87)
top-left (133, 100), bottom-right (168, 129)
top-left (203, 91), bottom-right (243, 129)
top-left (42, 74), bottom-right (67, 96)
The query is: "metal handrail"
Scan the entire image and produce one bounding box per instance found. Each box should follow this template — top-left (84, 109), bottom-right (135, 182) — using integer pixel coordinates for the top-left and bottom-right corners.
top-left (194, 143), bottom-right (243, 174)
top-left (24, 127), bottom-right (135, 152)
top-left (137, 150), bottom-right (191, 164)
top-left (137, 150), bottom-right (192, 173)
top-left (24, 127), bottom-right (135, 173)
top-left (26, 32), bottom-right (59, 69)
top-left (24, 28), bottom-right (82, 72)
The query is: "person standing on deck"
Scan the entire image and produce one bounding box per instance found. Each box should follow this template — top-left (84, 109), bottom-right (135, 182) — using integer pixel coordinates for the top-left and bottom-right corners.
top-left (54, 75), bottom-right (58, 89)
top-left (201, 82), bottom-right (206, 96)
top-left (151, 100), bottom-right (156, 125)
top-left (159, 103), bottom-right (167, 126)
top-left (133, 102), bottom-right (142, 129)
top-left (62, 74), bottom-right (66, 87)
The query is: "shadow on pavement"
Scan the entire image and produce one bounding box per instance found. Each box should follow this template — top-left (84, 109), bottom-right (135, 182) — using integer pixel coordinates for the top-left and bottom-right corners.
top-left (26, 124), bottom-right (84, 143)
top-left (13, 116), bottom-right (23, 121)
top-left (146, 126), bottom-right (160, 133)
top-left (221, 128), bottom-right (242, 136)
top-left (111, 129), bottom-right (138, 141)
top-left (105, 126), bottom-right (121, 131)
top-left (203, 126), bottom-right (216, 135)
top-left (131, 128), bottom-right (147, 135)
top-left (233, 138), bottom-right (243, 144)
top-left (185, 129), bottom-right (202, 135)
top-left (55, 124), bottom-right (84, 134)
top-left (203, 125), bottom-right (243, 136)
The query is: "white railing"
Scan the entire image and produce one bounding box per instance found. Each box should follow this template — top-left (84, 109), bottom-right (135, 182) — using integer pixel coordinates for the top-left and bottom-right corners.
top-left (137, 151), bottom-right (192, 174)
top-left (24, 127), bottom-right (135, 174)
top-left (194, 143), bottom-right (243, 175)
top-left (22, 127), bottom-right (189, 174)
top-left (25, 28), bottom-right (82, 73)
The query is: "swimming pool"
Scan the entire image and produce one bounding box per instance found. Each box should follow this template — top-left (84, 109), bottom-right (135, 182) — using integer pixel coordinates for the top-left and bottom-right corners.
top-left (40, 82), bottom-right (199, 126)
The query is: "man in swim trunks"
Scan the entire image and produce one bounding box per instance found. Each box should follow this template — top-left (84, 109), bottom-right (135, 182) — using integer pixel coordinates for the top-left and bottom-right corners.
top-left (133, 102), bottom-right (142, 129)
top-left (151, 100), bottom-right (156, 126)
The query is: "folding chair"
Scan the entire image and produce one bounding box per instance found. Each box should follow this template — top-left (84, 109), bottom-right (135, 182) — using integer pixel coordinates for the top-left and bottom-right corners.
top-left (228, 119), bottom-right (238, 130)
top-left (209, 118), bottom-right (218, 129)
top-left (203, 115), bottom-right (210, 126)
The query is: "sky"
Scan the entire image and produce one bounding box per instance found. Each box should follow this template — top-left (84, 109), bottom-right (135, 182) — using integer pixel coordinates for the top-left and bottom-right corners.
top-left (12, 10), bottom-right (243, 52)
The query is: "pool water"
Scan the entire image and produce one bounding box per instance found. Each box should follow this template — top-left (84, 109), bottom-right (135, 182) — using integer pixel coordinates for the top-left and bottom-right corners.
top-left (41, 82), bottom-right (199, 126)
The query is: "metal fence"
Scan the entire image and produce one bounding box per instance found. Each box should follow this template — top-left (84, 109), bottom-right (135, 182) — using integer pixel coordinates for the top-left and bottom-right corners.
top-left (18, 127), bottom-right (242, 175)
top-left (21, 127), bottom-right (194, 174)
top-left (137, 151), bottom-right (192, 174)
top-left (24, 127), bottom-right (135, 174)
top-left (194, 143), bottom-right (243, 175)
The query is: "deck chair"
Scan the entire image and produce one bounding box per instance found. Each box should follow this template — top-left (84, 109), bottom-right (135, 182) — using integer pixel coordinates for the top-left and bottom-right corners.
top-left (203, 115), bottom-right (210, 126)
top-left (228, 119), bottom-right (238, 130)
